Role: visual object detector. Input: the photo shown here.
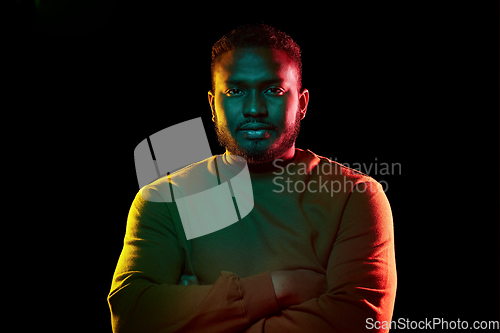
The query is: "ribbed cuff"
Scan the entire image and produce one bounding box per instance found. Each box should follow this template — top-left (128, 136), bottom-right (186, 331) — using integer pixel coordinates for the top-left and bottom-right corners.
top-left (239, 271), bottom-right (280, 324)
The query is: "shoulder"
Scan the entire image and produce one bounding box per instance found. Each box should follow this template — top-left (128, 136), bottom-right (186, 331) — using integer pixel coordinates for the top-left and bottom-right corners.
top-left (298, 148), bottom-right (376, 185)
top-left (139, 155), bottom-right (218, 202)
top-left (300, 150), bottom-right (391, 218)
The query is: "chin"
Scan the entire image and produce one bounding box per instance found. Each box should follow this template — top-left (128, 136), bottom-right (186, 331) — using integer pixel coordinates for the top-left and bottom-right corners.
top-left (215, 119), bottom-right (299, 164)
top-left (235, 139), bottom-right (292, 164)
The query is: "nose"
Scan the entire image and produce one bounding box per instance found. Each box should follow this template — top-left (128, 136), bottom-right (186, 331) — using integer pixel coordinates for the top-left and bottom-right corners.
top-left (243, 90), bottom-right (268, 118)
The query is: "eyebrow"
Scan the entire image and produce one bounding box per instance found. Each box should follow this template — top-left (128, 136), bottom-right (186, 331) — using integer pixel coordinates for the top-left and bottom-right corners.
top-left (225, 79), bottom-right (284, 87)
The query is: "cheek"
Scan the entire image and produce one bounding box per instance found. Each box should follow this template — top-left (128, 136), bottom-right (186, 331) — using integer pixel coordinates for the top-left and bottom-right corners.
top-left (215, 96), bottom-right (240, 129)
top-left (221, 94), bottom-right (245, 112)
top-left (213, 94), bottom-right (228, 120)
top-left (279, 95), bottom-right (300, 125)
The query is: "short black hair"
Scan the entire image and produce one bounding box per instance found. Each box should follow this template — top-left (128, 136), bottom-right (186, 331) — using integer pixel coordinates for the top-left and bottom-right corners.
top-left (210, 23), bottom-right (302, 92)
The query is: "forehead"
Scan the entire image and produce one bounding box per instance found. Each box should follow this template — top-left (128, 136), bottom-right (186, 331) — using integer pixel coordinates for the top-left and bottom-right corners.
top-left (213, 47), bottom-right (298, 87)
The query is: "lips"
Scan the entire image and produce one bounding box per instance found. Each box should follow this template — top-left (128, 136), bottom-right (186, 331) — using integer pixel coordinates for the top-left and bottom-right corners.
top-left (240, 129), bottom-right (271, 139)
top-left (238, 123), bottom-right (275, 140)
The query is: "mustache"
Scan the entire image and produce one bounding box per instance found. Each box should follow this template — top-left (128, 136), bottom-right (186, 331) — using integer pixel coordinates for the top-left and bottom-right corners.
top-left (235, 119), bottom-right (278, 132)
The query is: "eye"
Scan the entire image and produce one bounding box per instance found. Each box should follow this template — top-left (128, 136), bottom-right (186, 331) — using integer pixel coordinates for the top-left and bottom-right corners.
top-left (225, 88), bottom-right (244, 96)
top-left (264, 87), bottom-right (285, 96)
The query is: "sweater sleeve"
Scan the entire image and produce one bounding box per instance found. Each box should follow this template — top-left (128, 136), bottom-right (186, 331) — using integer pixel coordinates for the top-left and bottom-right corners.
top-left (107, 191), bottom-right (280, 333)
top-left (243, 181), bottom-right (397, 333)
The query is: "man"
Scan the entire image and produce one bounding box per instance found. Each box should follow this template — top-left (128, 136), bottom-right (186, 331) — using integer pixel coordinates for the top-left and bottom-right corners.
top-left (108, 24), bottom-right (397, 332)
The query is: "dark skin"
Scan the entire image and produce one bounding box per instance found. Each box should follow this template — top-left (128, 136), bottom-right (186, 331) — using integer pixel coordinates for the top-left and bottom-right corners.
top-left (207, 47), bottom-right (327, 308)
top-left (209, 47), bottom-right (309, 172)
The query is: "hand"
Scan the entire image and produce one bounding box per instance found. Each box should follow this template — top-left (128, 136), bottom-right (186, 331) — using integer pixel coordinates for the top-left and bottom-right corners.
top-left (271, 269), bottom-right (328, 309)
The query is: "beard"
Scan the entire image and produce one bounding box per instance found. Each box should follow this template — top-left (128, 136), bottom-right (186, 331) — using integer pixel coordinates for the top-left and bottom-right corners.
top-left (213, 110), bottom-right (301, 164)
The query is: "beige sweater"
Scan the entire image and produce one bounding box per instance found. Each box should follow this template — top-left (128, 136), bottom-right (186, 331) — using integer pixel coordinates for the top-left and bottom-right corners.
top-left (108, 148), bottom-right (397, 332)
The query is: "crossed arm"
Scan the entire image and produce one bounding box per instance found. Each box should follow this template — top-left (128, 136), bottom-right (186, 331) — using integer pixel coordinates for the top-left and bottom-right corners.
top-left (108, 182), bottom-right (397, 332)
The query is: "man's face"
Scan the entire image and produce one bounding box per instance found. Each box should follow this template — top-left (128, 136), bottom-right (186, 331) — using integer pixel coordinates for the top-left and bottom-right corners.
top-left (209, 47), bottom-right (309, 164)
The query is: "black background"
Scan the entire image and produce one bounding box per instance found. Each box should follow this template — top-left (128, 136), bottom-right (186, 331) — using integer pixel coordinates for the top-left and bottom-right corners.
top-left (8, 1), bottom-right (499, 331)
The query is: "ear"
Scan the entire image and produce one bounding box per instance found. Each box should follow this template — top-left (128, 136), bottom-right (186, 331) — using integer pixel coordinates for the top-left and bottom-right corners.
top-left (208, 90), bottom-right (216, 122)
top-left (298, 89), bottom-right (309, 120)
